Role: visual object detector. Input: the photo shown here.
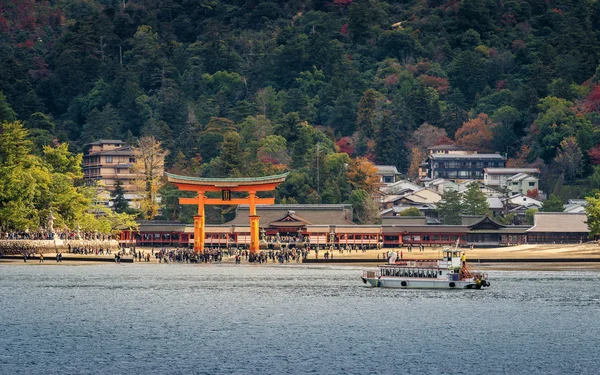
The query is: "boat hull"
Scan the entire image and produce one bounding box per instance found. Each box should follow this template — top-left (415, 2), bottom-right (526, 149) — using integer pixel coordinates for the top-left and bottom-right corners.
top-left (362, 277), bottom-right (481, 289)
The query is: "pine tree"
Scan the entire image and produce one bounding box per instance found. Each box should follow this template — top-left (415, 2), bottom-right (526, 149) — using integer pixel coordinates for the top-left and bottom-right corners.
top-left (541, 194), bottom-right (564, 212)
top-left (437, 189), bottom-right (462, 225)
top-left (356, 89), bottom-right (383, 139)
top-left (0, 92), bottom-right (16, 123)
top-left (461, 183), bottom-right (489, 215)
top-left (111, 180), bottom-right (129, 213)
top-left (375, 112), bottom-right (397, 166)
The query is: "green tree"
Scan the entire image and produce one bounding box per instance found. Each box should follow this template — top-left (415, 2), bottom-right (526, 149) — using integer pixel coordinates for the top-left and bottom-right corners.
top-left (525, 208), bottom-right (538, 225)
top-left (541, 194), bottom-right (564, 212)
top-left (349, 189), bottom-right (380, 224)
top-left (375, 112), bottom-right (398, 166)
top-left (0, 121), bottom-right (47, 230)
top-left (461, 183), bottom-right (489, 215)
top-left (0, 91), bottom-right (16, 123)
top-left (399, 207), bottom-right (422, 217)
top-left (218, 132), bottom-right (243, 177)
top-left (585, 192), bottom-right (600, 237)
top-left (437, 189), bottom-right (462, 225)
top-left (356, 89), bottom-right (384, 139)
top-left (111, 180), bottom-right (129, 214)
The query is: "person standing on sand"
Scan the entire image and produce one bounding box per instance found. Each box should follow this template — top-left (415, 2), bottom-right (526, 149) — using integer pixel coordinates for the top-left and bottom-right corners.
top-left (39, 253), bottom-right (44, 263)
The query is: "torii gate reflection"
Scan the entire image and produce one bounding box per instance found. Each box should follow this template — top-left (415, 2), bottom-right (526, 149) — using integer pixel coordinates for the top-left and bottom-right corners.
top-left (165, 173), bottom-right (289, 254)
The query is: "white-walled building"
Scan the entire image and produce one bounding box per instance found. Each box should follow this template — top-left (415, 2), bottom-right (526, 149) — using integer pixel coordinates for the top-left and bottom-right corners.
top-left (483, 168), bottom-right (540, 189)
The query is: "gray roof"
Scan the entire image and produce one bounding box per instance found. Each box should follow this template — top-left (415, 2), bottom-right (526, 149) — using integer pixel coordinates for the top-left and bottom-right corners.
top-left (227, 204), bottom-right (354, 226)
top-left (428, 144), bottom-right (463, 150)
top-left (136, 221), bottom-right (189, 232)
top-left (527, 213), bottom-right (589, 233)
top-left (484, 168), bottom-right (540, 175)
top-left (382, 225), bottom-right (467, 234)
top-left (86, 139), bottom-right (125, 145)
top-left (506, 173), bottom-right (535, 182)
top-left (430, 153), bottom-right (505, 160)
top-left (84, 146), bottom-right (134, 156)
top-left (486, 197), bottom-right (504, 209)
top-left (381, 216), bottom-right (427, 225)
top-left (375, 165), bottom-right (400, 174)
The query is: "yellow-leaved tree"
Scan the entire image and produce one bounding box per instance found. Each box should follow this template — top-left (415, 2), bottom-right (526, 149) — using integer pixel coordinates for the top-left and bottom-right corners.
top-left (131, 136), bottom-right (168, 219)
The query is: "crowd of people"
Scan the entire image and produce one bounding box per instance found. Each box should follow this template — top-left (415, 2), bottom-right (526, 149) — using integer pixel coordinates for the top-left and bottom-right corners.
top-left (1, 231), bottom-right (115, 241)
top-left (67, 244), bottom-right (114, 255)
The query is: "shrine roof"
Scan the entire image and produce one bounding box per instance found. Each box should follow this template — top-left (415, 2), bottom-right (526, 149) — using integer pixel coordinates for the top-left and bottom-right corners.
top-left (166, 172), bottom-right (289, 187)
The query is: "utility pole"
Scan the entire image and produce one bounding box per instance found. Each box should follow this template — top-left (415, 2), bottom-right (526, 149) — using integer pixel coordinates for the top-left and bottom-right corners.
top-left (316, 143), bottom-right (320, 203)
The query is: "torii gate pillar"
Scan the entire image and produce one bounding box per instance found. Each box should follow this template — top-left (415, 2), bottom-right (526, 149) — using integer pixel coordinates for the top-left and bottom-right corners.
top-left (166, 172), bottom-right (289, 255)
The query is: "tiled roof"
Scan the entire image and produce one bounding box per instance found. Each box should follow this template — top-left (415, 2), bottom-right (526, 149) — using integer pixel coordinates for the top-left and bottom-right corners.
top-left (527, 213), bottom-right (589, 233)
top-left (381, 225), bottom-right (467, 233)
top-left (86, 139), bottom-right (124, 145)
top-left (428, 145), bottom-right (463, 150)
top-left (227, 205), bottom-right (354, 225)
top-left (486, 197), bottom-right (504, 209)
top-left (166, 172), bottom-right (289, 186)
top-left (484, 168), bottom-right (540, 174)
top-left (375, 165), bottom-right (400, 174)
top-left (85, 146), bottom-right (134, 156)
top-left (430, 153), bottom-right (505, 160)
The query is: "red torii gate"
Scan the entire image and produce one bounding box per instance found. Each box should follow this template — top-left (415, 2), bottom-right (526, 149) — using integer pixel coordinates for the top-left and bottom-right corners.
top-left (165, 172), bottom-right (289, 254)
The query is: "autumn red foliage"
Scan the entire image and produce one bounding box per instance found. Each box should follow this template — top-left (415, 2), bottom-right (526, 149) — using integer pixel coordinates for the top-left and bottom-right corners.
top-left (418, 75), bottom-right (449, 94)
top-left (584, 85), bottom-right (600, 113)
top-left (384, 74), bottom-right (399, 87)
top-left (587, 144), bottom-right (600, 165)
top-left (454, 113), bottom-right (496, 152)
top-left (526, 189), bottom-right (539, 198)
top-left (336, 136), bottom-right (355, 155)
top-left (333, 0), bottom-right (353, 7)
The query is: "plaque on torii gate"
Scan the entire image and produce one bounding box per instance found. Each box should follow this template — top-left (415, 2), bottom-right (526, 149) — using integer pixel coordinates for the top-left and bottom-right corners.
top-left (165, 172), bottom-right (289, 254)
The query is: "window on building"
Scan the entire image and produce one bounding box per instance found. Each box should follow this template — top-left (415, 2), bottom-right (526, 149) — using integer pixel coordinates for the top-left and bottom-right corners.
top-left (129, 157), bottom-right (135, 163)
top-left (106, 156), bottom-right (113, 163)
top-left (528, 182), bottom-right (536, 187)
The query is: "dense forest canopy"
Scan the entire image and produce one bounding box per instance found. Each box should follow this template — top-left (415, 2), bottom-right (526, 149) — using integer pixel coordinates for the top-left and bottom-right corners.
top-left (4, 0), bottom-right (600, 222)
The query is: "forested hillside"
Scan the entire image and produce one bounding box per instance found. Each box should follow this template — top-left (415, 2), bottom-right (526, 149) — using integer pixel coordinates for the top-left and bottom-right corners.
top-left (3, 0), bottom-right (600, 218)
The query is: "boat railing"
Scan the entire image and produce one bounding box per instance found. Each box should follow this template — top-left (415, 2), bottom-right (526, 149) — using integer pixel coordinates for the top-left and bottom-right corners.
top-left (393, 260), bottom-right (441, 268)
top-left (363, 270), bottom-right (380, 279)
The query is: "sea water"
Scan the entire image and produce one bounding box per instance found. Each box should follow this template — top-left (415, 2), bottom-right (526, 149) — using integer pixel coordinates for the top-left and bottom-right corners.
top-left (1, 264), bottom-right (599, 374)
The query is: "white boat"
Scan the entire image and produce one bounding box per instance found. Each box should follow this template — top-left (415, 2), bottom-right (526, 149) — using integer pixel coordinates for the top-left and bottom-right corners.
top-left (361, 247), bottom-right (490, 289)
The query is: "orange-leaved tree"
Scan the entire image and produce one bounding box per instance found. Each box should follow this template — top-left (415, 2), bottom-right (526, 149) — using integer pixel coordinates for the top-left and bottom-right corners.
top-left (454, 113), bottom-right (496, 152)
top-left (346, 156), bottom-right (380, 194)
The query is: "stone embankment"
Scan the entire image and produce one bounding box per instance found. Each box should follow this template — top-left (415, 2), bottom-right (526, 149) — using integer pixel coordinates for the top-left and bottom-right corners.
top-left (0, 239), bottom-right (119, 255)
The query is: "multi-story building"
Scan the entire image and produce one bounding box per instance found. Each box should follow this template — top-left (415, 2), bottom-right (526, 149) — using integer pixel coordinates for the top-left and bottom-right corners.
top-left (82, 139), bottom-right (138, 206)
top-left (483, 168), bottom-right (540, 189)
top-left (421, 153), bottom-right (506, 180)
top-left (506, 173), bottom-right (539, 196)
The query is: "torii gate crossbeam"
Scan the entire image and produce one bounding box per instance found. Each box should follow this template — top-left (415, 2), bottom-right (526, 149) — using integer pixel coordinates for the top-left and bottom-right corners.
top-left (166, 172), bottom-right (288, 255)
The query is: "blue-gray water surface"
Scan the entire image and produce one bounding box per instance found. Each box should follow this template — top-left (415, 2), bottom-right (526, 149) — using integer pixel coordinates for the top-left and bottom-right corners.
top-left (1, 264), bottom-right (599, 374)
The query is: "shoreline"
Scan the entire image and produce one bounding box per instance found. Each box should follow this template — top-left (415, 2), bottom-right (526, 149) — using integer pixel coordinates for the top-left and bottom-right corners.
top-left (2, 243), bottom-right (600, 271)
